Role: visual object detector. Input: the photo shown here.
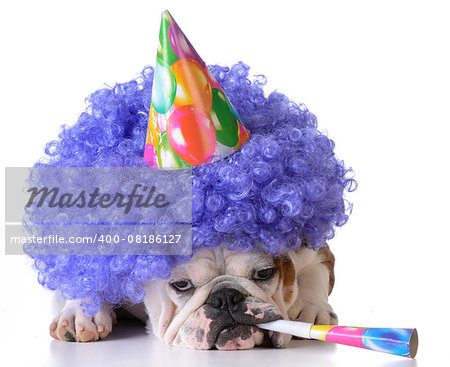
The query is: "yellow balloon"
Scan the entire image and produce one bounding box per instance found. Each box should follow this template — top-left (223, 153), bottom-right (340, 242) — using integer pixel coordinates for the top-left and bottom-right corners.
top-left (149, 105), bottom-right (161, 148)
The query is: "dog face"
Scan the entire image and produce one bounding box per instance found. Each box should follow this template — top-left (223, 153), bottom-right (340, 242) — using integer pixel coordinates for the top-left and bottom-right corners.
top-left (49, 244), bottom-right (335, 345)
top-left (144, 247), bottom-right (300, 350)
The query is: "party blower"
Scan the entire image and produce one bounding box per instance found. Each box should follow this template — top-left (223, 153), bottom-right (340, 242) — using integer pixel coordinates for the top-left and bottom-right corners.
top-left (259, 321), bottom-right (418, 358)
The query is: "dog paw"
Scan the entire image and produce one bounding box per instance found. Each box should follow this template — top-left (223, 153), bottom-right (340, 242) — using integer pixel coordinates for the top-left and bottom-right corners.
top-left (50, 301), bottom-right (116, 342)
top-left (268, 330), bottom-right (292, 348)
top-left (296, 301), bottom-right (338, 325)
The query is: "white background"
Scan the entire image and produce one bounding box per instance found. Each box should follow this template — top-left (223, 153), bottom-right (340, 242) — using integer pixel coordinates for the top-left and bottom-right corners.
top-left (1, 0), bottom-right (449, 366)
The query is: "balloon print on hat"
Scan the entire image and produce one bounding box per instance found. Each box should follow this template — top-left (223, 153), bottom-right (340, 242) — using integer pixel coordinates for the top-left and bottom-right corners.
top-left (210, 88), bottom-right (239, 147)
top-left (237, 123), bottom-right (251, 148)
top-left (167, 105), bottom-right (216, 166)
top-left (144, 10), bottom-right (251, 169)
top-left (157, 11), bottom-right (179, 67)
top-left (144, 144), bottom-right (158, 167)
top-left (148, 106), bottom-right (161, 148)
top-left (168, 18), bottom-right (205, 67)
top-left (157, 131), bottom-right (189, 169)
top-left (151, 61), bottom-right (177, 114)
top-left (171, 58), bottom-right (212, 114)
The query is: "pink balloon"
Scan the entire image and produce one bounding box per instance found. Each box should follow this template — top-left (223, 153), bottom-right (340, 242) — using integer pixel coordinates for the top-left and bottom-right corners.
top-left (143, 144), bottom-right (158, 167)
top-left (167, 105), bottom-right (216, 166)
top-left (168, 19), bottom-right (205, 66)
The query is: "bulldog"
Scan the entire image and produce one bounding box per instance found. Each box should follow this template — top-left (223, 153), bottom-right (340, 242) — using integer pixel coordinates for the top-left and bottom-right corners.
top-left (50, 242), bottom-right (337, 349)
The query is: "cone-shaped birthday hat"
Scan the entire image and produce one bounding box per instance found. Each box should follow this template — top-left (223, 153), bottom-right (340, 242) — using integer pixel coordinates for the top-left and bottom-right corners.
top-left (144, 10), bottom-right (250, 168)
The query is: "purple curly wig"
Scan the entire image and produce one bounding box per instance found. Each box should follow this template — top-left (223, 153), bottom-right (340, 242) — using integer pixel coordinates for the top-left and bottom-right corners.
top-left (30, 62), bottom-right (356, 316)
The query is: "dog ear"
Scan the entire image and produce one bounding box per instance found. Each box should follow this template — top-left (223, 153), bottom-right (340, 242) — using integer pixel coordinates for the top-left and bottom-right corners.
top-left (298, 235), bottom-right (335, 295)
top-left (283, 240), bottom-right (337, 322)
top-left (273, 254), bottom-right (298, 308)
top-left (317, 245), bottom-right (335, 295)
top-left (279, 254), bottom-right (297, 304)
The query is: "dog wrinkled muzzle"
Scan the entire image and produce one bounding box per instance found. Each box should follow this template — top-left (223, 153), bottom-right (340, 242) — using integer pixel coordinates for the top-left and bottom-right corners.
top-left (173, 288), bottom-right (289, 350)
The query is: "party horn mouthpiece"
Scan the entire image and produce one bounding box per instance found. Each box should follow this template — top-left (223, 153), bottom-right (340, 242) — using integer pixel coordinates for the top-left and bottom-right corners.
top-left (258, 320), bottom-right (418, 358)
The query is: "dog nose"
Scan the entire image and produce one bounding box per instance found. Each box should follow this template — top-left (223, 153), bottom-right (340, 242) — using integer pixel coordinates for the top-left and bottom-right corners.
top-left (208, 288), bottom-right (246, 312)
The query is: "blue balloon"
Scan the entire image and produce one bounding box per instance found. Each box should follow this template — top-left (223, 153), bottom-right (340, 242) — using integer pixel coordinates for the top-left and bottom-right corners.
top-left (151, 61), bottom-right (177, 114)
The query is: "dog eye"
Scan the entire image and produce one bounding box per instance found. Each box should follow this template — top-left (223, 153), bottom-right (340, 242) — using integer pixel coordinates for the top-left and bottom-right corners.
top-left (170, 279), bottom-right (193, 291)
top-left (253, 267), bottom-right (275, 280)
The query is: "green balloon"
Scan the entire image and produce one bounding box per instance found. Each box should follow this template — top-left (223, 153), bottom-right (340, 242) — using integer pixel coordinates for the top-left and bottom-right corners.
top-left (157, 12), bottom-right (179, 66)
top-left (210, 88), bottom-right (239, 147)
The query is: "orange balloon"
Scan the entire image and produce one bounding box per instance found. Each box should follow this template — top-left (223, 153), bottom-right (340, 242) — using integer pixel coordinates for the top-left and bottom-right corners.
top-left (171, 58), bottom-right (212, 114)
top-left (237, 123), bottom-right (251, 148)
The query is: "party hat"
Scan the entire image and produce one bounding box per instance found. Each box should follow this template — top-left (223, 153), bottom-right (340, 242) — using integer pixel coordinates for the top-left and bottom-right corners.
top-left (144, 10), bottom-right (250, 168)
